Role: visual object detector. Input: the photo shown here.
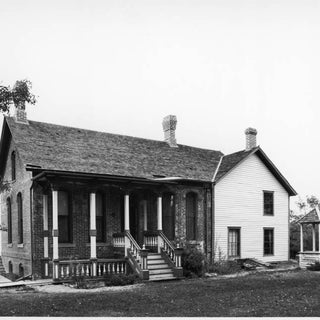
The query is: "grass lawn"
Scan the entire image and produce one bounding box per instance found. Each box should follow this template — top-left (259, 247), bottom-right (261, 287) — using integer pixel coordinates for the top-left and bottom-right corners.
top-left (1, 269), bottom-right (320, 317)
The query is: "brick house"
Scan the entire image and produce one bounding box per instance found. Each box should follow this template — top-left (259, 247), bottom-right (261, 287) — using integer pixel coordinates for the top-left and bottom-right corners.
top-left (0, 105), bottom-right (296, 281)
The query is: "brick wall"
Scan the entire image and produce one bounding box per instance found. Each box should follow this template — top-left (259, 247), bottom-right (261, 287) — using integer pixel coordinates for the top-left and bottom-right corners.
top-left (0, 138), bottom-right (32, 276)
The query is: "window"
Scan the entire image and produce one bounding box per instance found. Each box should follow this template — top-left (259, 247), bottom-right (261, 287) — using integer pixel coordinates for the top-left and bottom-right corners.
top-left (228, 228), bottom-right (240, 257)
top-left (264, 228), bottom-right (274, 255)
top-left (17, 193), bottom-right (23, 244)
top-left (8, 261), bottom-right (13, 273)
top-left (58, 191), bottom-right (72, 243)
top-left (263, 191), bottom-right (274, 215)
top-left (11, 151), bottom-right (16, 181)
top-left (96, 193), bottom-right (105, 242)
top-left (7, 198), bottom-right (12, 244)
top-left (186, 192), bottom-right (197, 240)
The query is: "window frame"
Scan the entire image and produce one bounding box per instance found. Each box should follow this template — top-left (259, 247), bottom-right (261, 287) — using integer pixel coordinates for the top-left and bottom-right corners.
top-left (228, 227), bottom-right (241, 258)
top-left (11, 151), bottom-right (16, 181)
top-left (7, 197), bottom-right (12, 244)
top-left (263, 191), bottom-right (274, 216)
top-left (58, 190), bottom-right (72, 244)
top-left (263, 227), bottom-right (274, 256)
top-left (17, 192), bottom-right (23, 244)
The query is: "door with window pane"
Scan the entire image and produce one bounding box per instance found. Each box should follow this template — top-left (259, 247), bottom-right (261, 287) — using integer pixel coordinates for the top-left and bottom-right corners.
top-left (228, 228), bottom-right (240, 258)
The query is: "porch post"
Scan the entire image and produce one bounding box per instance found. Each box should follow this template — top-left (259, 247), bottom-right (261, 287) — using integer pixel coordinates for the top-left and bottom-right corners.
top-left (124, 193), bottom-right (130, 257)
top-left (143, 200), bottom-right (148, 232)
top-left (312, 224), bottom-right (316, 252)
top-left (52, 190), bottom-right (59, 280)
top-left (157, 196), bottom-right (162, 231)
top-left (300, 224), bottom-right (303, 252)
top-left (43, 195), bottom-right (49, 277)
top-left (90, 192), bottom-right (97, 276)
top-left (157, 195), bottom-right (163, 253)
top-left (124, 194), bottom-right (130, 231)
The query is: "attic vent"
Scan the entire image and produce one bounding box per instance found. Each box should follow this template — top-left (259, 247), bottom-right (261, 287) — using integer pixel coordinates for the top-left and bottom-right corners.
top-left (153, 174), bottom-right (166, 178)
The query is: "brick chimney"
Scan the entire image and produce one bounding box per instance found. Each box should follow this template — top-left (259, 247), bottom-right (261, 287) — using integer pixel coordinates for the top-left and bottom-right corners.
top-left (162, 115), bottom-right (178, 147)
top-left (245, 127), bottom-right (257, 150)
top-left (14, 101), bottom-right (28, 124)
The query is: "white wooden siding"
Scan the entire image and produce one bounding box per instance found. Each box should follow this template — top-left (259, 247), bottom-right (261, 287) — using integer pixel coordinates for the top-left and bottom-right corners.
top-left (215, 154), bottom-right (289, 262)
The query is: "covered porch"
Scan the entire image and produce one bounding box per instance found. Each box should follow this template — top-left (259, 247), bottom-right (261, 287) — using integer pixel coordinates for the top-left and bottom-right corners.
top-left (33, 171), bottom-right (189, 281)
top-left (297, 207), bottom-right (320, 268)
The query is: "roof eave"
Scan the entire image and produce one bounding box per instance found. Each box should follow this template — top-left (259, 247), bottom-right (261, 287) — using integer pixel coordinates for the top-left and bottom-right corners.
top-left (29, 168), bottom-right (211, 184)
top-left (0, 117), bottom-right (11, 179)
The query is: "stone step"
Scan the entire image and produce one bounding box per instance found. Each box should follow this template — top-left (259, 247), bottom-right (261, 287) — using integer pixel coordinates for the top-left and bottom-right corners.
top-left (149, 274), bottom-right (177, 281)
top-left (149, 269), bottom-right (173, 275)
top-left (147, 259), bottom-right (166, 265)
top-left (147, 255), bottom-right (162, 260)
top-left (147, 264), bottom-right (170, 270)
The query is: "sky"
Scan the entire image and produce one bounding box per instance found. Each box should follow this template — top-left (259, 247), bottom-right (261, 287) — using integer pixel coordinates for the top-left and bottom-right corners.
top-left (0, 0), bottom-right (319, 211)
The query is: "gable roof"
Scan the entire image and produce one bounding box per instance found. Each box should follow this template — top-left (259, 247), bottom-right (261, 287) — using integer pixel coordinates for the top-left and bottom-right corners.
top-left (296, 206), bottom-right (320, 223)
top-left (0, 117), bottom-right (223, 182)
top-left (214, 147), bottom-right (297, 196)
top-left (0, 116), bottom-right (297, 195)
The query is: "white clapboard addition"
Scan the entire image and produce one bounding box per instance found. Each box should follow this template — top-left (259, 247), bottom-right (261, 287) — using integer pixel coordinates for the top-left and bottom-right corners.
top-left (215, 153), bottom-right (289, 262)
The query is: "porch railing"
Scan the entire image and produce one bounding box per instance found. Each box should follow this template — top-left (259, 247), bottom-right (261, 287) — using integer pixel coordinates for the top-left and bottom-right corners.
top-left (52, 258), bottom-right (127, 280)
top-left (158, 231), bottom-right (183, 270)
top-left (113, 232), bottom-right (125, 247)
top-left (144, 231), bottom-right (158, 250)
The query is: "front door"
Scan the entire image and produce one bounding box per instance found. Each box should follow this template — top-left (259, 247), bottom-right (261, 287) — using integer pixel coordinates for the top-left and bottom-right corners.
top-left (129, 195), bottom-right (144, 246)
top-left (162, 193), bottom-right (175, 240)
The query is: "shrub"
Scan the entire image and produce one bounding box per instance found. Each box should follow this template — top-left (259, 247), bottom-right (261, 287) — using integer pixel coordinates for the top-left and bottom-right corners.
top-left (307, 261), bottom-right (320, 271)
top-left (104, 274), bottom-right (138, 286)
top-left (71, 275), bottom-right (89, 289)
top-left (182, 247), bottom-right (206, 277)
top-left (208, 260), bottom-right (242, 275)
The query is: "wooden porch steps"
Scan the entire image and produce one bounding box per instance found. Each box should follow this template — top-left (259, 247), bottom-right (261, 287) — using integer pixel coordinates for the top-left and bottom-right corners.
top-left (147, 253), bottom-right (177, 281)
top-left (0, 257), bottom-right (6, 276)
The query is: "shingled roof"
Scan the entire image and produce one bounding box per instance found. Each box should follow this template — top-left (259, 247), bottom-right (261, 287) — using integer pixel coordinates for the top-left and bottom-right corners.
top-left (2, 117), bottom-right (223, 182)
top-left (296, 207), bottom-right (320, 223)
top-left (0, 117), bottom-right (297, 195)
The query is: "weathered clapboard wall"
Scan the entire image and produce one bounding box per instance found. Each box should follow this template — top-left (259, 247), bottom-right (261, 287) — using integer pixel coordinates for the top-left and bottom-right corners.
top-left (214, 153), bottom-right (289, 262)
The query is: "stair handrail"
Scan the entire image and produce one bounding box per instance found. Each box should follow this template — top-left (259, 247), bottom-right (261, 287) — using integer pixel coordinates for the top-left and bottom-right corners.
top-left (158, 230), bottom-right (176, 264)
top-left (124, 231), bottom-right (149, 279)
